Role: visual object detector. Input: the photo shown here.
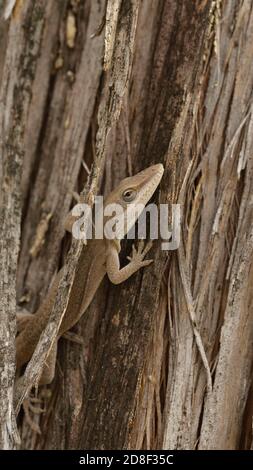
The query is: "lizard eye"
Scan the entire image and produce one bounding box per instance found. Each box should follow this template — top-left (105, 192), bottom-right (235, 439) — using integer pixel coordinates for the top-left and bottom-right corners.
top-left (122, 188), bottom-right (137, 202)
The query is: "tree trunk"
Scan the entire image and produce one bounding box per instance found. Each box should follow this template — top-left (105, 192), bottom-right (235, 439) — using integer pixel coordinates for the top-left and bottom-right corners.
top-left (0, 0), bottom-right (252, 450)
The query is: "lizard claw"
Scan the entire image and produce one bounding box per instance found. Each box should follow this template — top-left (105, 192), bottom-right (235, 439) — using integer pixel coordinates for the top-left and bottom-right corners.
top-left (139, 258), bottom-right (153, 266)
top-left (141, 239), bottom-right (153, 256)
top-left (138, 239), bottom-right (145, 251)
top-left (63, 331), bottom-right (84, 344)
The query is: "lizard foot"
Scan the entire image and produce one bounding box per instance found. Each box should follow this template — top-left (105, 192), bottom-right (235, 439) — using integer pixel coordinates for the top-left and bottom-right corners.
top-left (127, 239), bottom-right (153, 268)
top-left (23, 395), bottom-right (46, 435)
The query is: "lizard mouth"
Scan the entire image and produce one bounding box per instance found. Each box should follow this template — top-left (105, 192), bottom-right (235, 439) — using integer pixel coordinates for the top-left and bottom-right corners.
top-left (137, 163), bottom-right (164, 182)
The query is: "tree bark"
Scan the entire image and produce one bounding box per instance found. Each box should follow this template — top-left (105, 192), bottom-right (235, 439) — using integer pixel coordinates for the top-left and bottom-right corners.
top-left (0, 0), bottom-right (252, 451)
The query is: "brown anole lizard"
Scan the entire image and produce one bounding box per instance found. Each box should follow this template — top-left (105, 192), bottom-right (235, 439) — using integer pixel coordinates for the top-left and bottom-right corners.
top-left (16, 164), bottom-right (164, 385)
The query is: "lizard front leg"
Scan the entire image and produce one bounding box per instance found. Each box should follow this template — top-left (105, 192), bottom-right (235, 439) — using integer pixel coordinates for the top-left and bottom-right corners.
top-left (106, 239), bottom-right (153, 285)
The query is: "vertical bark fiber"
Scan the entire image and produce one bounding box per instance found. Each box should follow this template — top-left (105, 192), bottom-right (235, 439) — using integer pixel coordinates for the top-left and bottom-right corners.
top-left (0, 0), bottom-right (252, 450)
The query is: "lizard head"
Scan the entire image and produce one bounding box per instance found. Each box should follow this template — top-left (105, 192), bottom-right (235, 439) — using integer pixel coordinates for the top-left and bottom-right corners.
top-left (105, 164), bottom-right (164, 208)
top-left (104, 163), bottom-right (164, 239)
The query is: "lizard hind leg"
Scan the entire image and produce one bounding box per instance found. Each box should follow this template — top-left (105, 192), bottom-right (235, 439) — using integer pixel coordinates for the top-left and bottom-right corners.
top-left (22, 342), bottom-right (58, 435)
top-left (16, 307), bottom-right (34, 333)
top-left (20, 341), bottom-right (57, 434)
